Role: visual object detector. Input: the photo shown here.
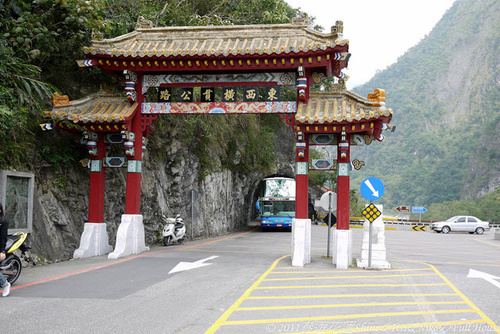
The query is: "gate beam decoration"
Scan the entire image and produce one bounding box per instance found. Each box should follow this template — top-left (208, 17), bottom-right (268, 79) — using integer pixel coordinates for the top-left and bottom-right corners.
top-left (44, 17), bottom-right (392, 264)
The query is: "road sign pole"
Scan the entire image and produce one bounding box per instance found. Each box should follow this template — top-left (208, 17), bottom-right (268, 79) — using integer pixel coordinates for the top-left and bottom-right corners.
top-left (327, 192), bottom-right (332, 257)
top-left (191, 189), bottom-right (194, 240)
top-left (368, 202), bottom-right (373, 268)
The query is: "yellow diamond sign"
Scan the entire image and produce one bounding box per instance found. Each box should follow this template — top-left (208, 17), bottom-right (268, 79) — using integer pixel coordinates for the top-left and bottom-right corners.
top-left (362, 203), bottom-right (381, 222)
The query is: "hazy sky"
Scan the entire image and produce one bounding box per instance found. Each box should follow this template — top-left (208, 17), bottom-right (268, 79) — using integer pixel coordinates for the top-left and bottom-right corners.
top-left (285, 0), bottom-right (457, 88)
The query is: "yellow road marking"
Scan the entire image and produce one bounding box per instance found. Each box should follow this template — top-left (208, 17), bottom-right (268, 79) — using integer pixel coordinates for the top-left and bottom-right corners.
top-left (264, 273), bottom-right (437, 281)
top-left (205, 255), bottom-right (290, 334)
top-left (429, 264), bottom-right (500, 333)
top-left (184, 249), bottom-right (288, 254)
top-left (223, 309), bottom-right (477, 325)
top-left (473, 238), bottom-right (500, 248)
top-left (246, 293), bottom-right (458, 299)
top-left (237, 300), bottom-right (467, 311)
top-left (284, 319), bottom-right (487, 334)
top-left (254, 283), bottom-right (447, 289)
top-left (205, 257), bottom-right (500, 333)
top-left (272, 268), bottom-right (434, 274)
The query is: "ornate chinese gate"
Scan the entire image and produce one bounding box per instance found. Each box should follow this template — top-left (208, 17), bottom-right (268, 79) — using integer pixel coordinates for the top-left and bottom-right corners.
top-left (45, 17), bottom-right (392, 267)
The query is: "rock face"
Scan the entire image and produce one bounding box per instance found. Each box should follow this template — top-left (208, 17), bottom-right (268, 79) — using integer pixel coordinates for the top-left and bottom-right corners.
top-left (31, 126), bottom-right (295, 261)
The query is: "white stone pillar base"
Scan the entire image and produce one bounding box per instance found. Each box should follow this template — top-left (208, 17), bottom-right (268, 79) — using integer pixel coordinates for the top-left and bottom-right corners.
top-left (333, 229), bottom-right (352, 269)
top-left (356, 204), bottom-right (391, 269)
top-left (108, 214), bottom-right (150, 259)
top-left (291, 219), bottom-right (311, 267)
top-left (73, 223), bottom-right (113, 259)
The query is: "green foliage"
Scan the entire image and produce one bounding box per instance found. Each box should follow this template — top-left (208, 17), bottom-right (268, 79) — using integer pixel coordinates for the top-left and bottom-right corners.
top-left (426, 188), bottom-right (500, 224)
top-left (0, 35), bottom-right (58, 169)
top-left (309, 171), bottom-right (335, 189)
top-left (100, 0), bottom-right (298, 37)
top-left (349, 189), bottom-right (365, 217)
top-left (351, 0), bottom-right (500, 219)
top-left (0, 38), bottom-right (56, 109)
top-left (150, 114), bottom-right (280, 178)
top-left (1, 0), bottom-right (105, 64)
top-left (0, 104), bottom-right (32, 169)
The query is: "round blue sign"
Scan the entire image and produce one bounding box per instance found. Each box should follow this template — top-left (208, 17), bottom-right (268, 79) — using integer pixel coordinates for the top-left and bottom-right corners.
top-left (360, 177), bottom-right (385, 202)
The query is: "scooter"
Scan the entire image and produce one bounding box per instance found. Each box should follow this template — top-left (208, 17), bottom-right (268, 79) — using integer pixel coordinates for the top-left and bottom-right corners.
top-left (162, 214), bottom-right (185, 246)
top-left (1, 232), bottom-right (33, 284)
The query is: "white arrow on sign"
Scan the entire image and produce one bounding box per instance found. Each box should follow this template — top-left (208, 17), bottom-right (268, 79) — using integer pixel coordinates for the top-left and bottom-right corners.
top-left (467, 269), bottom-right (500, 289)
top-left (363, 179), bottom-right (379, 198)
top-left (169, 256), bottom-right (219, 274)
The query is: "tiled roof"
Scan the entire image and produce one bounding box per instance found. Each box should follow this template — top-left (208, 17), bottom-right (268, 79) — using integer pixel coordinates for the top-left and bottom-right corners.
top-left (45, 92), bottom-right (137, 125)
top-left (295, 89), bottom-right (393, 124)
top-left (83, 22), bottom-right (348, 59)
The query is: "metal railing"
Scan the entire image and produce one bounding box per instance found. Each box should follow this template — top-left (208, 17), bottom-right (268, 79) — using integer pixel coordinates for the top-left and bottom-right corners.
top-left (349, 217), bottom-right (500, 229)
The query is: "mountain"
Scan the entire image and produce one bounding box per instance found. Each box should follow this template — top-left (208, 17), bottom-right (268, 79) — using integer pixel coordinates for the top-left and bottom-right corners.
top-left (351, 0), bottom-right (500, 211)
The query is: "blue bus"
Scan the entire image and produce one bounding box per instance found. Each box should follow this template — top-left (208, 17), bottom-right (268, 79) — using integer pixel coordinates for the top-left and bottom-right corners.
top-left (256, 177), bottom-right (295, 230)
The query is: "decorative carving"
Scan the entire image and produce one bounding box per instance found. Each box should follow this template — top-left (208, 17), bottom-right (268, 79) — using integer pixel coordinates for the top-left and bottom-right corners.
top-left (367, 89), bottom-right (386, 102)
top-left (79, 158), bottom-right (90, 168)
top-left (292, 12), bottom-right (309, 26)
top-left (331, 21), bottom-right (344, 36)
top-left (91, 29), bottom-right (103, 41)
top-left (136, 16), bottom-right (153, 29)
top-left (124, 70), bottom-right (137, 103)
top-left (363, 134), bottom-right (374, 145)
top-left (297, 66), bottom-right (307, 102)
top-left (312, 72), bottom-right (325, 85)
top-left (51, 92), bottom-right (70, 106)
top-left (352, 159), bottom-right (365, 170)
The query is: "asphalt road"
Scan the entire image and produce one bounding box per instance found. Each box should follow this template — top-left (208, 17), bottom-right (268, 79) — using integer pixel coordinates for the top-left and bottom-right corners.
top-left (2, 226), bottom-right (500, 334)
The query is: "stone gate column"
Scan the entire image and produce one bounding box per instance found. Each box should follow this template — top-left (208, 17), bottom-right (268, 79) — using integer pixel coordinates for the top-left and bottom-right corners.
top-left (74, 133), bottom-right (113, 258)
top-left (333, 132), bottom-right (352, 269)
top-left (292, 131), bottom-right (311, 267)
top-left (109, 73), bottom-right (149, 259)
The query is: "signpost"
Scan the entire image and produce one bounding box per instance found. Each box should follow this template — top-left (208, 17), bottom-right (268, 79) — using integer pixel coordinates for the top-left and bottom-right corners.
top-left (396, 206), bottom-right (410, 213)
top-left (412, 206), bottom-right (427, 224)
top-left (360, 177), bottom-right (384, 268)
top-left (360, 177), bottom-right (385, 202)
top-left (412, 206), bottom-right (427, 213)
top-left (319, 191), bottom-right (336, 257)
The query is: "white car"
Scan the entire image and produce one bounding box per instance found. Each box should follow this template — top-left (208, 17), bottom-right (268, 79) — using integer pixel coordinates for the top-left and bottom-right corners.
top-left (430, 216), bottom-right (490, 234)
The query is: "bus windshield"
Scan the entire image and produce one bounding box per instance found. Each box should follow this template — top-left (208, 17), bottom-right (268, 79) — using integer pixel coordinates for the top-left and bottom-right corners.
top-left (261, 201), bottom-right (295, 217)
top-left (263, 178), bottom-right (295, 198)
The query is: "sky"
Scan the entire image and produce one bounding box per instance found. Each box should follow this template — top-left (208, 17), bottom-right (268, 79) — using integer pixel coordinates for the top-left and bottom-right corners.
top-left (285, 0), bottom-right (457, 88)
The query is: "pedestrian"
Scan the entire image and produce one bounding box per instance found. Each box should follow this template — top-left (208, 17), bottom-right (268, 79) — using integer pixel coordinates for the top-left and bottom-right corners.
top-left (0, 203), bottom-right (11, 297)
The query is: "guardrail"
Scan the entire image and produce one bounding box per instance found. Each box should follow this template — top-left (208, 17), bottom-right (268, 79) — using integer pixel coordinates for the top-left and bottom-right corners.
top-left (349, 217), bottom-right (500, 229)
top-left (349, 217), bottom-right (434, 225)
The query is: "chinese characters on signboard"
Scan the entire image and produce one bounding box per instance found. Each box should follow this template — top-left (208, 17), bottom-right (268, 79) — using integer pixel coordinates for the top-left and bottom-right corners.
top-left (158, 86), bottom-right (281, 103)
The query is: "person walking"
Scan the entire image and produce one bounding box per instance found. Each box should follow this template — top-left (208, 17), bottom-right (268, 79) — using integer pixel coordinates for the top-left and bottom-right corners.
top-left (0, 203), bottom-right (11, 297)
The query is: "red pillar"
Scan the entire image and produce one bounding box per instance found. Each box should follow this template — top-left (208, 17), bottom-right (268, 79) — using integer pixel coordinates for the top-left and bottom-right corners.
top-left (88, 134), bottom-right (106, 223)
top-left (336, 133), bottom-right (350, 230)
top-left (125, 75), bottom-right (143, 215)
top-left (295, 132), bottom-right (309, 219)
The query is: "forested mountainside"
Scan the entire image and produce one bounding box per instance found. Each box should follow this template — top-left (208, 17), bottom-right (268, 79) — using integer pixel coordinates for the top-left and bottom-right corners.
top-left (352, 0), bottom-right (500, 219)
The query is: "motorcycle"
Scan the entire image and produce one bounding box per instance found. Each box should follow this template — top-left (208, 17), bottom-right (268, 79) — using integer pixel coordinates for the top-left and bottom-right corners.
top-left (162, 214), bottom-right (185, 246)
top-left (1, 232), bottom-right (33, 284)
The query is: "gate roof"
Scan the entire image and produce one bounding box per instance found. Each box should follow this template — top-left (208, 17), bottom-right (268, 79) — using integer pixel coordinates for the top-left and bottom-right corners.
top-left (295, 89), bottom-right (393, 125)
top-left (83, 19), bottom-right (349, 76)
top-left (44, 91), bottom-right (136, 132)
top-left (85, 22), bottom-right (347, 59)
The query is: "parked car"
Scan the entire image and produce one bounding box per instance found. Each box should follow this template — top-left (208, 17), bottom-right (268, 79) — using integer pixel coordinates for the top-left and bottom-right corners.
top-left (430, 216), bottom-right (490, 234)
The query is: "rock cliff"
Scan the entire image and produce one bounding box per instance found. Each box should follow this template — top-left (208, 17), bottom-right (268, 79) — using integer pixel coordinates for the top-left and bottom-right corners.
top-left (30, 119), bottom-right (296, 262)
